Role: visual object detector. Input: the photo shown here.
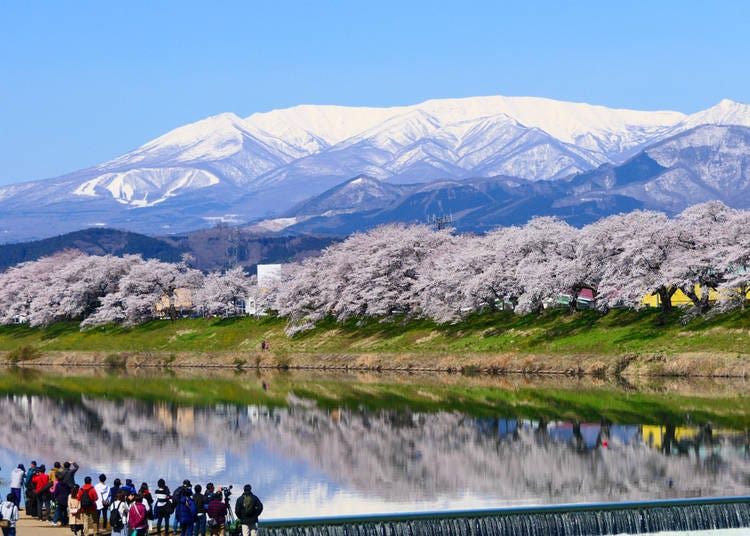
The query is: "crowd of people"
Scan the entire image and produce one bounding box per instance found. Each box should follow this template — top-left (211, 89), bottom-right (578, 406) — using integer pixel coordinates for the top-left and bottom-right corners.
top-left (0, 462), bottom-right (263, 536)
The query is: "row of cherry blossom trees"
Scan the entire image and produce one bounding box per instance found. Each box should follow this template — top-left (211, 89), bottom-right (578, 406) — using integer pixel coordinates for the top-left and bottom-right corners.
top-left (1, 201), bottom-right (748, 331)
top-left (274, 202), bottom-right (750, 332)
top-left (0, 252), bottom-right (260, 327)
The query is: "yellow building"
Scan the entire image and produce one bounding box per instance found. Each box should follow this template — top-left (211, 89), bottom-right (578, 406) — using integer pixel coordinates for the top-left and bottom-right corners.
top-left (640, 285), bottom-right (745, 308)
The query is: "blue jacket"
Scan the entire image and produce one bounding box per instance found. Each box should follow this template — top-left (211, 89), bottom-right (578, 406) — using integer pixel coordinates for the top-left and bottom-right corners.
top-left (175, 496), bottom-right (196, 524)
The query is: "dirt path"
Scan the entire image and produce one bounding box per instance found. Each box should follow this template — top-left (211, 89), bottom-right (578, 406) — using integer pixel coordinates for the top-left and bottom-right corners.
top-left (17, 514), bottom-right (72, 536)
top-left (15, 513), bottom-right (161, 536)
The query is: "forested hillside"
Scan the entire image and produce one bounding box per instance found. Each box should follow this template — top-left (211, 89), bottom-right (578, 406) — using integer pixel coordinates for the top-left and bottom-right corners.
top-left (0, 227), bottom-right (337, 272)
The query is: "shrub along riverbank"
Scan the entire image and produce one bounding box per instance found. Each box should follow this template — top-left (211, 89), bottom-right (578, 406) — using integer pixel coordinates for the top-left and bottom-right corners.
top-left (1, 308), bottom-right (750, 377)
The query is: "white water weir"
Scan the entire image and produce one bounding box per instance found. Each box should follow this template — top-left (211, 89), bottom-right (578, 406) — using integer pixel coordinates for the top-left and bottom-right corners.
top-left (257, 496), bottom-right (750, 535)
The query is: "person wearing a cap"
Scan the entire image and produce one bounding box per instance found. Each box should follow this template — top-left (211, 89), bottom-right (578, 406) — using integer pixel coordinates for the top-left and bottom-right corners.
top-left (9, 465), bottom-right (25, 506)
top-left (174, 484), bottom-right (196, 536)
top-left (234, 485), bottom-right (263, 536)
top-left (172, 480), bottom-right (191, 534)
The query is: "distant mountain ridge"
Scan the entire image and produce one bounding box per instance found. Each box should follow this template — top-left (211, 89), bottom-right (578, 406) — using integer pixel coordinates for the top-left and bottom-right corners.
top-left (0, 227), bottom-right (338, 272)
top-left (258, 124), bottom-right (750, 236)
top-left (2, 95), bottom-right (750, 241)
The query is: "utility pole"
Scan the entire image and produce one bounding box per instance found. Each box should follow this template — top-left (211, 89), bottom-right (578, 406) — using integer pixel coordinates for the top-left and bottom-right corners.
top-left (226, 226), bottom-right (241, 268)
top-left (428, 214), bottom-right (454, 231)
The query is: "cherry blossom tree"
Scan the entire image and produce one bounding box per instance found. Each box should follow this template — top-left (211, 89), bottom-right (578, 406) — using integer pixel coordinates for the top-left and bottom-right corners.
top-left (579, 212), bottom-right (662, 312)
top-left (82, 257), bottom-right (203, 326)
top-left (717, 210), bottom-right (750, 310)
top-left (0, 253), bottom-right (78, 325)
top-left (513, 217), bottom-right (578, 314)
top-left (274, 260), bottom-right (328, 333)
top-left (192, 266), bottom-right (254, 317)
top-left (660, 202), bottom-right (735, 313)
top-left (275, 224), bottom-right (453, 332)
top-left (26, 253), bottom-right (140, 326)
top-left (409, 233), bottom-right (469, 323)
top-left (416, 227), bottom-right (528, 322)
top-left (595, 210), bottom-right (699, 316)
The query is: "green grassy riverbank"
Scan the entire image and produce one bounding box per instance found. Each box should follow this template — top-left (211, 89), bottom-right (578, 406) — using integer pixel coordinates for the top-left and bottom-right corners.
top-left (1, 308), bottom-right (750, 376)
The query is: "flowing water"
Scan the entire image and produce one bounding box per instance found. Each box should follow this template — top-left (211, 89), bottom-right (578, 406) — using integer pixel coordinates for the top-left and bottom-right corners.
top-left (0, 367), bottom-right (749, 534)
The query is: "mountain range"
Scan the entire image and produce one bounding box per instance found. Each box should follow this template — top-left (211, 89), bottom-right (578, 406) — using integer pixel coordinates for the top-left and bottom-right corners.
top-left (2, 96), bottom-right (750, 241)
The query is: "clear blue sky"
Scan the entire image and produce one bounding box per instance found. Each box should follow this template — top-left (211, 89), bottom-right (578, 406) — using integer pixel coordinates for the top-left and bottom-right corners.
top-left (1, 0), bottom-right (749, 186)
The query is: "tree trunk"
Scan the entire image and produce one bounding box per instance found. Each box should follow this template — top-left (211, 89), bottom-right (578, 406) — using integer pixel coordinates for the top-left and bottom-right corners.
top-left (682, 284), bottom-right (712, 314)
top-left (657, 287), bottom-right (674, 314)
top-left (568, 288), bottom-right (580, 314)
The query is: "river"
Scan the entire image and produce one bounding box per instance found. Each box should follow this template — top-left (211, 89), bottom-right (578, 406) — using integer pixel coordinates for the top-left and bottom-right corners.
top-left (0, 367), bottom-right (749, 522)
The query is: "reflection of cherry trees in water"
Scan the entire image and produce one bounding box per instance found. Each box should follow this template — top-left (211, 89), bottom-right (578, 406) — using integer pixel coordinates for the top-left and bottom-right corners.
top-left (1, 394), bottom-right (749, 505)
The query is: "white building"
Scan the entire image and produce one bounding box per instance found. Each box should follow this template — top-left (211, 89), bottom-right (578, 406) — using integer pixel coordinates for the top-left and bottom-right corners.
top-left (257, 264), bottom-right (282, 291)
top-left (242, 264), bottom-right (283, 316)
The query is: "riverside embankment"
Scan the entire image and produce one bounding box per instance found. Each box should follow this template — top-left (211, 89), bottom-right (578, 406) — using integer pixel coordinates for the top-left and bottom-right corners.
top-left (2, 308), bottom-right (750, 377)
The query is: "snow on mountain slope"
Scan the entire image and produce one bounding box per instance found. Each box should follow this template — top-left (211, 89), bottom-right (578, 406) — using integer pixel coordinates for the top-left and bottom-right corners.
top-left (672, 99), bottom-right (750, 131)
top-left (471, 128), bottom-right (600, 180)
top-left (104, 112), bottom-right (300, 169)
top-left (556, 124), bottom-right (750, 214)
top-left (247, 96), bottom-right (685, 164)
top-left (416, 96), bottom-right (685, 157)
top-left (74, 168), bottom-right (221, 207)
top-left (62, 112), bottom-right (313, 206)
top-left (645, 125), bottom-right (750, 196)
top-left (246, 104), bottom-right (402, 149)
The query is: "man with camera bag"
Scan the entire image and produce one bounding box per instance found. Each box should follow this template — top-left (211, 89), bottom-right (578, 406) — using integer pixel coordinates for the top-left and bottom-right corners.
top-left (234, 485), bottom-right (262, 536)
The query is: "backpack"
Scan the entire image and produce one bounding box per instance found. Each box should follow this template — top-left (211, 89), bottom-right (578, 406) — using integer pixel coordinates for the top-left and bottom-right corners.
top-left (241, 495), bottom-right (252, 516)
top-left (80, 488), bottom-right (94, 510)
top-left (110, 503), bottom-right (124, 531)
top-left (241, 495), bottom-right (262, 518)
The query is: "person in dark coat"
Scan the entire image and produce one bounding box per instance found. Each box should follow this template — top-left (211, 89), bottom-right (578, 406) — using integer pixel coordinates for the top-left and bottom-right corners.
top-left (25, 462), bottom-right (38, 517)
top-left (60, 461), bottom-right (79, 488)
top-left (52, 473), bottom-right (71, 526)
top-left (174, 487), bottom-right (196, 536)
top-left (171, 480), bottom-right (191, 534)
top-left (193, 485), bottom-right (206, 536)
top-left (233, 485), bottom-right (262, 536)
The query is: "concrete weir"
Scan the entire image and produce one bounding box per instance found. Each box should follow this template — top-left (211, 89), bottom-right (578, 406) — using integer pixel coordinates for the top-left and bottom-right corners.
top-left (258, 496), bottom-right (750, 535)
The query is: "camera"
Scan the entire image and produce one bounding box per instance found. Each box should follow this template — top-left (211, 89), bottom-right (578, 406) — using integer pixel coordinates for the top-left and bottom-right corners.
top-left (222, 485), bottom-right (233, 503)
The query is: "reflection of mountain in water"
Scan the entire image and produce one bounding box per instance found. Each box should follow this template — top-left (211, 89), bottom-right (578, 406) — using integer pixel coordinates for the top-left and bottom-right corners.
top-left (1, 394), bottom-right (750, 509)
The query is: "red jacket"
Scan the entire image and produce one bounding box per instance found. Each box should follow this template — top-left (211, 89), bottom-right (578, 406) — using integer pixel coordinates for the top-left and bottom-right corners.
top-left (32, 472), bottom-right (50, 494)
top-left (77, 484), bottom-right (98, 514)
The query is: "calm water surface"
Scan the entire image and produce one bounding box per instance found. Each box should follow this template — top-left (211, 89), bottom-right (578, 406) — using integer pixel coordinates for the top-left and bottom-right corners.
top-left (0, 367), bottom-right (749, 521)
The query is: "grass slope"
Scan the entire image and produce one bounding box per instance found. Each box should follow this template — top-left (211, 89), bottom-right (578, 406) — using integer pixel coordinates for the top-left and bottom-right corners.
top-left (1, 308), bottom-right (749, 375)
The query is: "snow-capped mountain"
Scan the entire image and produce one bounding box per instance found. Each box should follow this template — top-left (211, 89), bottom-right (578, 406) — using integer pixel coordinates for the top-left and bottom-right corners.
top-left (1, 95), bottom-right (750, 241)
